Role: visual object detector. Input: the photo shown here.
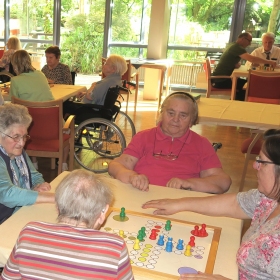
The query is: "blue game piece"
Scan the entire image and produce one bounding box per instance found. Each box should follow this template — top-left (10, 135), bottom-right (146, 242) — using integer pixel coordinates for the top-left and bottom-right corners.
top-left (176, 239), bottom-right (184, 250)
top-left (157, 235), bottom-right (165, 246)
top-left (165, 237), bottom-right (173, 252)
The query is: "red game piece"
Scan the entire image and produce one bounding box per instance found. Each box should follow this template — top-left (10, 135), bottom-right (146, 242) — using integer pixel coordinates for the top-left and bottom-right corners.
top-left (191, 225), bottom-right (199, 236)
top-left (149, 228), bottom-right (158, 240)
top-left (188, 236), bottom-right (195, 247)
top-left (199, 224), bottom-right (208, 237)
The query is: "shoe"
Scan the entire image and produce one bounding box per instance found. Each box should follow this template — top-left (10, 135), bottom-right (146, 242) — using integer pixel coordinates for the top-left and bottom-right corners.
top-left (33, 161), bottom-right (38, 170)
top-left (62, 163), bottom-right (68, 172)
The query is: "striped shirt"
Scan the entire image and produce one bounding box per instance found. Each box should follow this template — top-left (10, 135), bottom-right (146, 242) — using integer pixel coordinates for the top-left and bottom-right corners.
top-left (1, 221), bottom-right (134, 280)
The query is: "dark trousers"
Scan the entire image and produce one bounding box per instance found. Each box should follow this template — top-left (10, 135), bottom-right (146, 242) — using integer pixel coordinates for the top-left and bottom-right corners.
top-left (212, 78), bottom-right (247, 101)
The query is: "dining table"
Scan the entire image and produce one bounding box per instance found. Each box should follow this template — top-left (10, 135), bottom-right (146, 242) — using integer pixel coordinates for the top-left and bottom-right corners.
top-left (230, 65), bottom-right (280, 99)
top-left (0, 83), bottom-right (87, 102)
top-left (0, 172), bottom-right (242, 280)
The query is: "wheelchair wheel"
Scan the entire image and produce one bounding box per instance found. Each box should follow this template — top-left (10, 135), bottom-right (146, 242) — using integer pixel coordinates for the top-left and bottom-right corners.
top-left (114, 111), bottom-right (136, 145)
top-left (74, 118), bottom-right (126, 173)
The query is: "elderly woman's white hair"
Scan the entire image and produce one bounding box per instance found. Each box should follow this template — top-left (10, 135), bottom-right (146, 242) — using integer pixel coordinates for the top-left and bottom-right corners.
top-left (107, 54), bottom-right (128, 76)
top-left (0, 103), bottom-right (32, 134)
top-left (55, 169), bottom-right (113, 228)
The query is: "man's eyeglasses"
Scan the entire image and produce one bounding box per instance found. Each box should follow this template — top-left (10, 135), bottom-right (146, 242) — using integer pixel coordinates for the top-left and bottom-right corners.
top-left (0, 131), bottom-right (30, 142)
top-left (244, 37), bottom-right (252, 43)
top-left (255, 155), bottom-right (274, 168)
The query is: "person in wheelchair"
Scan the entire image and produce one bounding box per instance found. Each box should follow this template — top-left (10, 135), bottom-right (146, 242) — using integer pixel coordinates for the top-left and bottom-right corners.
top-left (63, 54), bottom-right (127, 123)
top-left (109, 92), bottom-right (231, 194)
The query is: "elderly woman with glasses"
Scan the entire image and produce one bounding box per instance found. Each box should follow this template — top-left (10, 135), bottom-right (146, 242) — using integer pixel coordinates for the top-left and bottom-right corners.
top-left (108, 92), bottom-right (231, 193)
top-left (143, 129), bottom-right (280, 279)
top-left (0, 103), bottom-right (54, 224)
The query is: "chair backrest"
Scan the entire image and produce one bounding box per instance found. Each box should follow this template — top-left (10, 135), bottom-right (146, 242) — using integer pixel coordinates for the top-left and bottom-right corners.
top-left (11, 97), bottom-right (63, 141)
top-left (101, 57), bottom-right (132, 82)
top-left (103, 86), bottom-right (122, 110)
top-left (0, 50), bottom-right (4, 59)
top-left (245, 70), bottom-right (280, 104)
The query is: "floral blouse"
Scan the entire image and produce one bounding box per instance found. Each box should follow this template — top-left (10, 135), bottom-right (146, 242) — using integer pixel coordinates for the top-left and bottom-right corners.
top-left (237, 189), bottom-right (280, 279)
top-left (0, 49), bottom-right (16, 71)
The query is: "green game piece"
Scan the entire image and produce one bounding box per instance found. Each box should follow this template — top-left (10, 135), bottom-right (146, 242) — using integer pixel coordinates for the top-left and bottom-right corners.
top-left (165, 220), bottom-right (171, 231)
top-left (120, 207), bottom-right (126, 218)
top-left (137, 230), bottom-right (144, 241)
top-left (141, 227), bottom-right (146, 237)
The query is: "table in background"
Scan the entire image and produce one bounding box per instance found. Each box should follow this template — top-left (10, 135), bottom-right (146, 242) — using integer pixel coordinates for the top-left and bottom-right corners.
top-left (131, 59), bottom-right (173, 110)
top-left (231, 65), bottom-right (280, 99)
top-left (1, 84), bottom-right (87, 102)
top-left (0, 172), bottom-right (241, 279)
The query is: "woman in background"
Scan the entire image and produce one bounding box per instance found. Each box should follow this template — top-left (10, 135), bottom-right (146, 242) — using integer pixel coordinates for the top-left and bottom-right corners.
top-left (0, 37), bottom-right (21, 72)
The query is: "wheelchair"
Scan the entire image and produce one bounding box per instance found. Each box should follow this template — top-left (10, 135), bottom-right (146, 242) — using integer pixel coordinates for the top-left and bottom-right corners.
top-left (72, 85), bottom-right (136, 173)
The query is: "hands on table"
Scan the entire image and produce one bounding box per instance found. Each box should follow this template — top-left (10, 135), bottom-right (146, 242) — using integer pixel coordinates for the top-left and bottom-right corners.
top-left (129, 174), bottom-right (149, 191)
top-left (33, 182), bottom-right (51, 192)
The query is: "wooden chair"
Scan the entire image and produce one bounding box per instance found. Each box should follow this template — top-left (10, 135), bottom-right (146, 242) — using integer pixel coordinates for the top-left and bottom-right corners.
top-left (204, 57), bottom-right (232, 99)
top-left (101, 58), bottom-right (139, 113)
top-left (11, 97), bottom-right (75, 175)
top-left (240, 70), bottom-right (280, 191)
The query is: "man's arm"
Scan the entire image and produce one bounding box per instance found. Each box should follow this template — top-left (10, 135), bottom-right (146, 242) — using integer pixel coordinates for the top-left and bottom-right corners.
top-left (108, 154), bottom-right (149, 191)
top-left (166, 168), bottom-right (231, 194)
top-left (241, 53), bottom-right (277, 67)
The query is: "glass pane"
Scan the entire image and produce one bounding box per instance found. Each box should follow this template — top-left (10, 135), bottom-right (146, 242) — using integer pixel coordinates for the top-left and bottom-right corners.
top-left (0, 1), bottom-right (4, 44)
top-left (9, 0), bottom-right (54, 53)
top-left (168, 0), bottom-right (234, 60)
top-left (111, 0), bottom-right (152, 44)
top-left (60, 0), bottom-right (106, 74)
top-left (243, 0), bottom-right (279, 48)
top-left (109, 47), bottom-right (147, 58)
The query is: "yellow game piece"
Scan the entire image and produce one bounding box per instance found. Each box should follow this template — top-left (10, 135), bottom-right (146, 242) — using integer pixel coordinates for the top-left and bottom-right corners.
top-left (184, 244), bottom-right (192, 257)
top-left (133, 238), bottom-right (140, 250)
top-left (119, 230), bottom-right (124, 238)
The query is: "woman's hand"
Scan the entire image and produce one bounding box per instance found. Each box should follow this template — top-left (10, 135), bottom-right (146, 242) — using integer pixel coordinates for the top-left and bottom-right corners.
top-left (33, 182), bottom-right (51, 192)
top-left (142, 198), bottom-right (183, 215)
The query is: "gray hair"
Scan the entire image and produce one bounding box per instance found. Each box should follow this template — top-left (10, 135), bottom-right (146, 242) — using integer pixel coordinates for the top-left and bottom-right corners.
top-left (158, 92), bottom-right (198, 126)
top-left (0, 103), bottom-right (32, 135)
top-left (55, 169), bottom-right (113, 228)
top-left (262, 32), bottom-right (275, 40)
top-left (107, 54), bottom-right (128, 76)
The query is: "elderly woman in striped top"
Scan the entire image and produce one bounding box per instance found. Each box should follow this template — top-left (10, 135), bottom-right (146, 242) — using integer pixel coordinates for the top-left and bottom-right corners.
top-left (1, 169), bottom-right (134, 280)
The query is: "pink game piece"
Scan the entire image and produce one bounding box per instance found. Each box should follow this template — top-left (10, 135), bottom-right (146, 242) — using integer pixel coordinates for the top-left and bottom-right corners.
top-left (188, 236), bottom-right (195, 247)
top-left (199, 224), bottom-right (208, 237)
top-left (149, 229), bottom-right (158, 240)
top-left (191, 225), bottom-right (199, 236)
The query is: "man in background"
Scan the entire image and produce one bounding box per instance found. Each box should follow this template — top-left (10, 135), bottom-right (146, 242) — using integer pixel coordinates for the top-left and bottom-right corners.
top-left (245, 32), bottom-right (280, 68)
top-left (212, 32), bottom-right (276, 101)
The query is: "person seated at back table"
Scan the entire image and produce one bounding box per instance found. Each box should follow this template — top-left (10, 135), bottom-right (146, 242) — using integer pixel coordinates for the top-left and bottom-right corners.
top-left (7, 50), bottom-right (70, 171)
top-left (1, 169), bottom-right (134, 280)
top-left (212, 32), bottom-right (276, 101)
top-left (0, 103), bottom-right (54, 225)
top-left (143, 129), bottom-right (280, 280)
top-left (108, 92), bottom-right (231, 194)
top-left (41, 45), bottom-right (72, 85)
top-left (63, 54), bottom-right (127, 123)
top-left (245, 32), bottom-right (280, 69)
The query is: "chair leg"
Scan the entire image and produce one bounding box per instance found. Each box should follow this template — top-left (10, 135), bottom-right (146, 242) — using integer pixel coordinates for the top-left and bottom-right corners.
top-left (134, 75), bottom-right (139, 112)
top-left (126, 93), bottom-right (129, 114)
top-left (51, 158), bottom-right (56, 169)
top-left (239, 132), bottom-right (263, 192)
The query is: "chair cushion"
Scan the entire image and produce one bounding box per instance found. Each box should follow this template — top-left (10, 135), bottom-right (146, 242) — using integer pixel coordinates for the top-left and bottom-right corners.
top-left (241, 137), bottom-right (263, 154)
top-left (25, 134), bottom-right (70, 152)
top-left (247, 97), bottom-right (280, 104)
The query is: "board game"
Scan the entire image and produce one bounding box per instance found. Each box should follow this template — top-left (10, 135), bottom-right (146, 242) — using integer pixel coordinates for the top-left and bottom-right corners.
top-left (101, 208), bottom-right (222, 279)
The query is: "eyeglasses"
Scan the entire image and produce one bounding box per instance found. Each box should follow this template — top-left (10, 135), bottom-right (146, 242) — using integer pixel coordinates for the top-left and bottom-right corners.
top-left (152, 128), bottom-right (188, 161)
top-left (0, 131), bottom-right (30, 142)
top-left (244, 37), bottom-right (252, 43)
top-left (255, 155), bottom-right (274, 168)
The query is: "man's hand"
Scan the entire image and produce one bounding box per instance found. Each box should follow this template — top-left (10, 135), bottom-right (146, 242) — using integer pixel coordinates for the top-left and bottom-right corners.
top-left (129, 174), bottom-right (149, 191)
top-left (33, 182), bottom-right (51, 192)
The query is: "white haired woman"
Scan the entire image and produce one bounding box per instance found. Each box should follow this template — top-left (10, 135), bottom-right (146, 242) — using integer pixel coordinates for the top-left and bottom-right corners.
top-left (2, 169), bottom-right (134, 279)
top-left (0, 103), bottom-right (54, 224)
